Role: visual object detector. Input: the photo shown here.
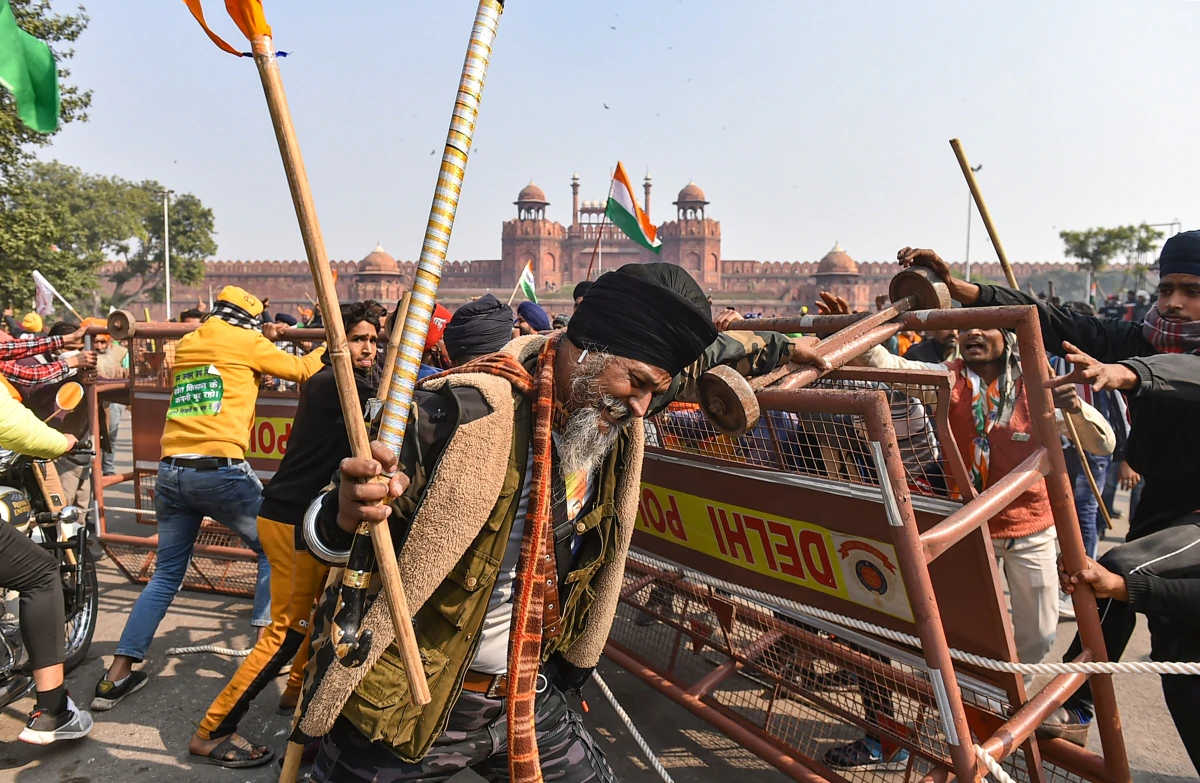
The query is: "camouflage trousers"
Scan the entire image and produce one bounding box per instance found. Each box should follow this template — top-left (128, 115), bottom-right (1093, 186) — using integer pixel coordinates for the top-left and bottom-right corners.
top-left (310, 684), bottom-right (617, 782)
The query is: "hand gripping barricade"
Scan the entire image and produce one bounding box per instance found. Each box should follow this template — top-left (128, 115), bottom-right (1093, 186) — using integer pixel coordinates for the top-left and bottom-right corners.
top-left (611, 292), bottom-right (1132, 783)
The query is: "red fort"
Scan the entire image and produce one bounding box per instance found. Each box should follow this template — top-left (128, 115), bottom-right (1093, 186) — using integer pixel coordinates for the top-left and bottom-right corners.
top-left (106, 176), bottom-right (1067, 319)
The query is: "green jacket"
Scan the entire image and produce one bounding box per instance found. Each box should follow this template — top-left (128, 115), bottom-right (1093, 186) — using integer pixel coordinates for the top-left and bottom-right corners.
top-left (298, 335), bottom-right (645, 760)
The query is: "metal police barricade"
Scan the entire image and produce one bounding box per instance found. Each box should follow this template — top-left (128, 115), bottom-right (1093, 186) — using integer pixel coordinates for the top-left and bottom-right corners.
top-left (611, 304), bottom-right (1129, 783)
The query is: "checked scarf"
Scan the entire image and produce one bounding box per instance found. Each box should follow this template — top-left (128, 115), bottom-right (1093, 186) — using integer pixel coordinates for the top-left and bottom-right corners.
top-left (1142, 307), bottom-right (1200, 354)
top-left (962, 332), bottom-right (1021, 492)
top-left (207, 300), bottom-right (263, 331)
top-left (430, 337), bottom-right (559, 783)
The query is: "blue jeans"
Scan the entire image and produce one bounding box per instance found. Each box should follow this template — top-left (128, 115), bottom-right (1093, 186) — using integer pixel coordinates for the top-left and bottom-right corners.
top-left (1064, 447), bottom-right (1109, 558)
top-left (115, 461), bottom-right (271, 661)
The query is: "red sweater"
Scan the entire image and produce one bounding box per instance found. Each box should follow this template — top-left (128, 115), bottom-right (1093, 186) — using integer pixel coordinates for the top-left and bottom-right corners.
top-left (946, 359), bottom-right (1053, 540)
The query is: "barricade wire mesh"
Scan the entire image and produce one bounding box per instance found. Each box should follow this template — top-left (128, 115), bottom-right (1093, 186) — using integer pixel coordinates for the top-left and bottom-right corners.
top-left (611, 556), bottom-right (1089, 783)
top-left (647, 374), bottom-right (956, 500)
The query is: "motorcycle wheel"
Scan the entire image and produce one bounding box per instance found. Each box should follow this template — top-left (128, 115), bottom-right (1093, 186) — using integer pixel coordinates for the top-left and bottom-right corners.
top-left (62, 543), bottom-right (98, 673)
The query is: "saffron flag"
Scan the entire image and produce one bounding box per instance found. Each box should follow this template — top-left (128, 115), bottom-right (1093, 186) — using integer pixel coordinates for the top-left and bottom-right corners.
top-left (0, 0), bottom-right (59, 133)
top-left (518, 261), bottom-right (537, 303)
top-left (605, 161), bottom-right (661, 253)
top-left (183, 0), bottom-right (273, 56)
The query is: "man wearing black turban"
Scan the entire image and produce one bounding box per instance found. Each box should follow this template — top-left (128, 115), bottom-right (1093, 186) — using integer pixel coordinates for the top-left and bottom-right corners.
top-left (304, 262), bottom-right (823, 782)
top-left (442, 294), bottom-right (514, 365)
top-left (568, 263), bottom-right (717, 377)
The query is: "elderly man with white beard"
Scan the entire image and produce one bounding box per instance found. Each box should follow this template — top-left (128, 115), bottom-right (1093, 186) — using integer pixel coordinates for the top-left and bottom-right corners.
top-left (297, 263), bottom-right (809, 782)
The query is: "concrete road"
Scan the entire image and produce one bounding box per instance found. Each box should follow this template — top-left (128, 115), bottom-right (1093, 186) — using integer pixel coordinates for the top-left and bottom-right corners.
top-left (0, 412), bottom-right (1191, 781)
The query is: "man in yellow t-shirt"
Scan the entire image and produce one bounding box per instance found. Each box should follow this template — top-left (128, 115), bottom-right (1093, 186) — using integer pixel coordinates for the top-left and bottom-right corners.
top-left (92, 286), bottom-right (325, 711)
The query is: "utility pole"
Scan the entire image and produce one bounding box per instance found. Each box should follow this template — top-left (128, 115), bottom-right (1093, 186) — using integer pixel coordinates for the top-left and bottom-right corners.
top-left (162, 189), bottom-right (174, 320)
top-left (963, 163), bottom-right (982, 281)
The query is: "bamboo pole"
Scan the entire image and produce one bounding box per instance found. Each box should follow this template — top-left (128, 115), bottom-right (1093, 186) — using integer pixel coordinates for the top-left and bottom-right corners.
top-left (374, 293), bottom-right (412, 406)
top-left (948, 137), bottom-right (1112, 529)
top-left (950, 138), bottom-right (1018, 289)
top-left (248, 33), bottom-right (428, 706)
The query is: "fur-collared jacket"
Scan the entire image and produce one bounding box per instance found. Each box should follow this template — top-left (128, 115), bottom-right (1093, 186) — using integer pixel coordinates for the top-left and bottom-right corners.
top-left (297, 335), bottom-right (644, 760)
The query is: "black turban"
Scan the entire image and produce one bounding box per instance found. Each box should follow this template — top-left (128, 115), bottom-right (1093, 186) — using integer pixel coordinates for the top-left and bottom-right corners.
top-left (567, 263), bottom-right (716, 376)
top-left (1159, 230), bottom-right (1200, 279)
top-left (572, 280), bottom-right (592, 300)
top-left (443, 294), bottom-right (514, 362)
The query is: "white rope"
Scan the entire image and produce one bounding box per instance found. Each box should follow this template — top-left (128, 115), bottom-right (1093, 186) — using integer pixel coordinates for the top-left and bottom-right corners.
top-left (975, 743), bottom-right (1018, 783)
top-left (591, 671), bottom-right (675, 783)
top-left (165, 644), bottom-right (252, 657)
top-left (628, 550), bottom-right (1200, 676)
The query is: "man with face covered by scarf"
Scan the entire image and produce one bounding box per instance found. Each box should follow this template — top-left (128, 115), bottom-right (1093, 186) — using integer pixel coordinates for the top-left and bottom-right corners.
top-left (93, 286), bottom-right (327, 722)
top-left (296, 264), bottom-right (767, 781)
top-left (895, 237), bottom-right (1200, 768)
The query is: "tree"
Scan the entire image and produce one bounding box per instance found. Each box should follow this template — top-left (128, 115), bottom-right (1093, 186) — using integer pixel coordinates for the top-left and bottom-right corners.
top-left (0, 161), bottom-right (143, 310)
top-left (0, 0), bottom-right (91, 181)
top-left (107, 188), bottom-right (216, 309)
top-left (1058, 224), bottom-right (1164, 303)
top-left (0, 162), bottom-right (217, 313)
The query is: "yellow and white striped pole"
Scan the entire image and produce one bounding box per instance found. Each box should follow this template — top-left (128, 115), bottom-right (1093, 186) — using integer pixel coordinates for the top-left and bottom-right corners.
top-left (378, 0), bottom-right (503, 451)
top-left (327, 0), bottom-right (504, 678)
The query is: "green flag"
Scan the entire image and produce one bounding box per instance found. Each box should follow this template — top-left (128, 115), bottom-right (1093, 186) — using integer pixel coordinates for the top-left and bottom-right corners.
top-left (0, 0), bottom-right (59, 133)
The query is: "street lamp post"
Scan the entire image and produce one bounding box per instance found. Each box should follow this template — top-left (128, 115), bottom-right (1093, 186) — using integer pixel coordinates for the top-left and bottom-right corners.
top-left (162, 189), bottom-right (174, 320)
top-left (964, 163), bottom-right (982, 281)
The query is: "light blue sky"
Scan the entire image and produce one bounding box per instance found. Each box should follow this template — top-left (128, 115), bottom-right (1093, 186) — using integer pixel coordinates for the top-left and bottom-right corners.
top-left (42, 0), bottom-right (1198, 265)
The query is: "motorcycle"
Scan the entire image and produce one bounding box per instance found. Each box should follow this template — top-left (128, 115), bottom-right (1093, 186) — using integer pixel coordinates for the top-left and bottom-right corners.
top-left (0, 382), bottom-right (99, 706)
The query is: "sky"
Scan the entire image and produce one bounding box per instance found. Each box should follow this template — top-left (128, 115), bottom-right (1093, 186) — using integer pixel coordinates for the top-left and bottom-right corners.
top-left (39, 0), bottom-right (1200, 266)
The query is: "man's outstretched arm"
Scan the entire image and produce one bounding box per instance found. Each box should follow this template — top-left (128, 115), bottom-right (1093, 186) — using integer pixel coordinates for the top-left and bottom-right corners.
top-left (896, 246), bottom-right (1154, 362)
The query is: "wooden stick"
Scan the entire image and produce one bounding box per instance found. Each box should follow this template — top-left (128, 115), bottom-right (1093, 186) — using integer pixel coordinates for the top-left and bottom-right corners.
top-left (950, 138), bottom-right (1018, 289)
top-left (249, 33), bottom-right (429, 711)
top-left (1063, 413), bottom-right (1115, 531)
top-left (374, 292), bottom-right (411, 406)
top-left (950, 137), bottom-right (1111, 530)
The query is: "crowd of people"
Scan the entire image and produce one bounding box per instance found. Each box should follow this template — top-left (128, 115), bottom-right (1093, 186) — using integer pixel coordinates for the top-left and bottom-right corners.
top-left (0, 233), bottom-right (1195, 778)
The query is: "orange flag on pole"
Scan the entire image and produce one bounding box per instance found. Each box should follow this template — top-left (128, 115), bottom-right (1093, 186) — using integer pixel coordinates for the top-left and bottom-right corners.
top-left (182, 0), bottom-right (272, 56)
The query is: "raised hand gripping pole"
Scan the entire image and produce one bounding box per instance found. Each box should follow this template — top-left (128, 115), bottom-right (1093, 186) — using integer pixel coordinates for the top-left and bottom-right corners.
top-left (247, 34), bottom-right (429, 704)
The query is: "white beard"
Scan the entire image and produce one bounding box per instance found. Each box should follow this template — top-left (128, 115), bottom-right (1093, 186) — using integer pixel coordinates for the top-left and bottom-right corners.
top-left (555, 352), bottom-right (631, 475)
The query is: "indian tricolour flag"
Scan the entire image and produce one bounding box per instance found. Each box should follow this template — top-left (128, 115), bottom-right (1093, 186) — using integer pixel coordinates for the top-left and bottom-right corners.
top-left (517, 260), bottom-right (537, 303)
top-left (605, 161), bottom-right (661, 253)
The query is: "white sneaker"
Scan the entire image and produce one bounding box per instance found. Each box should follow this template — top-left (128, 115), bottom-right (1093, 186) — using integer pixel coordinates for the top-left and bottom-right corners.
top-left (18, 696), bottom-right (94, 745)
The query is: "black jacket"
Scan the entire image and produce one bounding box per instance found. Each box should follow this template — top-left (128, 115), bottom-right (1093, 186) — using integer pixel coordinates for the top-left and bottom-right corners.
top-left (903, 337), bottom-right (952, 364)
top-left (974, 284), bottom-right (1200, 538)
top-left (259, 363), bottom-right (376, 527)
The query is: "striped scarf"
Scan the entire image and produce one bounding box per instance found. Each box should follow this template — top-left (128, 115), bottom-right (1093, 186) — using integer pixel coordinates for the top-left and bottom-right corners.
top-left (207, 300), bottom-right (262, 331)
top-left (1142, 307), bottom-right (1200, 354)
top-left (430, 338), bottom-right (558, 783)
top-left (963, 332), bottom-right (1021, 492)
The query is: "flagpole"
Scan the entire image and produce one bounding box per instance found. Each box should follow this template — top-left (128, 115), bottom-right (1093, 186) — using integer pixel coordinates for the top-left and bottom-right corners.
top-left (506, 262), bottom-right (528, 307)
top-left (248, 30), bottom-right (429, 710)
top-left (583, 175), bottom-right (616, 281)
top-left (33, 271), bottom-right (83, 321)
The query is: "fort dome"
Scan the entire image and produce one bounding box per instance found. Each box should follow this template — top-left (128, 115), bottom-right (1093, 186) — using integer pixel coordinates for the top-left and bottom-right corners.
top-left (816, 242), bottom-right (859, 276)
top-left (675, 182), bottom-right (708, 205)
top-left (359, 243), bottom-right (399, 273)
top-left (515, 181), bottom-right (548, 206)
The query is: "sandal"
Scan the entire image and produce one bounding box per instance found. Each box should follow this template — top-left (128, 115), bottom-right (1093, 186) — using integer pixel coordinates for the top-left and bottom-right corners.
top-left (190, 735), bottom-right (275, 769)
